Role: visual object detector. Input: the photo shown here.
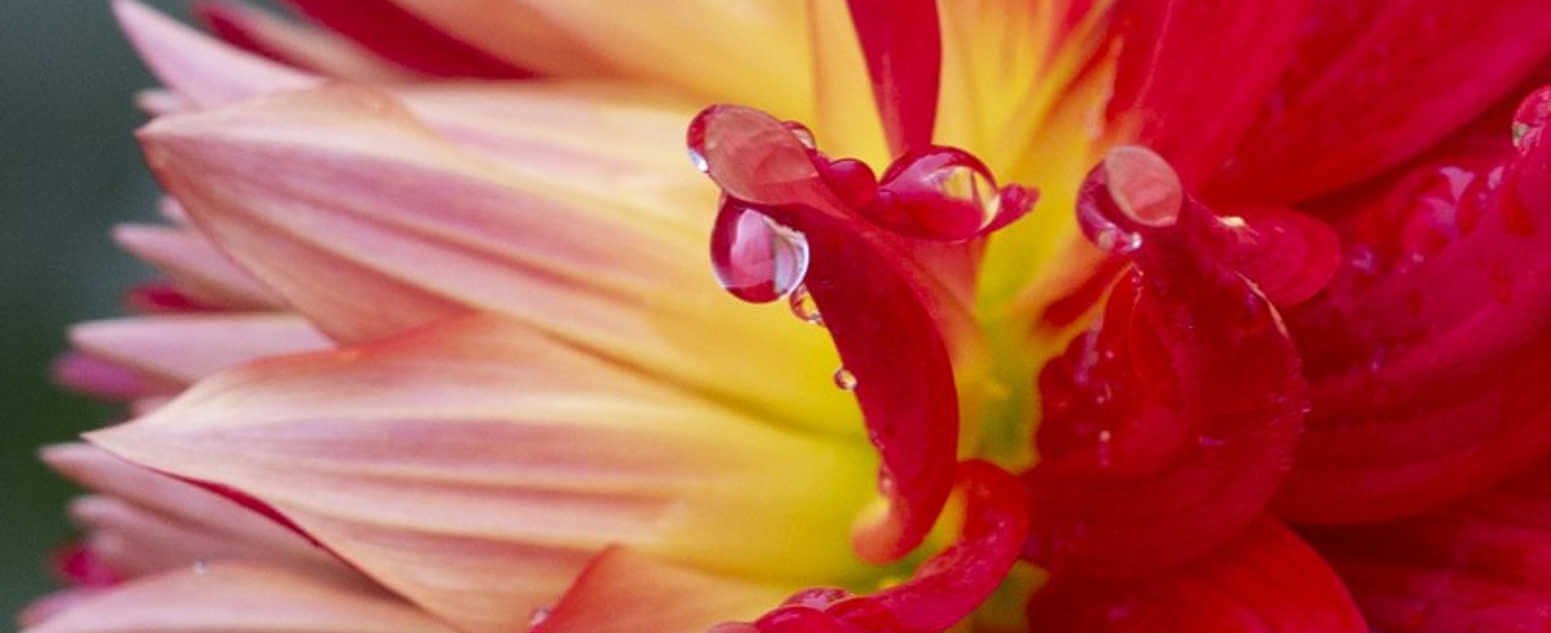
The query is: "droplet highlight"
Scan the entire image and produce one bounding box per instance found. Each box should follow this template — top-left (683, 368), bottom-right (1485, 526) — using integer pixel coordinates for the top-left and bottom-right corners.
top-left (833, 367), bottom-right (858, 391)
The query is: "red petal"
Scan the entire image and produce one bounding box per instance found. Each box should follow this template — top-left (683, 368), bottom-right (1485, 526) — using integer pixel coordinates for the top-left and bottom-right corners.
top-left (283, 0), bottom-right (530, 78)
top-left (1207, 1), bottom-right (1551, 202)
top-left (690, 104), bottom-right (978, 562)
top-left (747, 461), bottom-right (1029, 633)
top-left (1107, 0), bottom-right (1309, 187)
top-left (843, 0), bottom-right (940, 157)
top-left (1307, 458), bottom-right (1551, 632)
top-left (1026, 517), bottom-right (1367, 632)
top-left (1024, 147), bottom-right (1306, 578)
top-left (1275, 84), bottom-right (1551, 523)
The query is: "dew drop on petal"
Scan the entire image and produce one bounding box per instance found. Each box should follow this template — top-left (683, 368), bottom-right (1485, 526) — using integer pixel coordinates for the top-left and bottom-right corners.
top-left (868, 147), bottom-right (1003, 239)
top-left (833, 367), bottom-right (858, 391)
top-left (528, 607), bottom-right (551, 629)
top-left (192, 559), bottom-right (209, 575)
top-left (1076, 146), bottom-right (1183, 255)
top-left (1511, 86), bottom-right (1551, 152)
top-left (788, 284), bottom-right (824, 326)
top-left (709, 197), bottom-right (810, 303)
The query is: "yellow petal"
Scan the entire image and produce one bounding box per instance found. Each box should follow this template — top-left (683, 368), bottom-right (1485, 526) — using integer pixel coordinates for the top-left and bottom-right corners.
top-left (21, 564), bottom-right (451, 633)
top-left (805, 0), bottom-right (890, 168)
top-left (138, 83), bottom-right (859, 436)
top-left (86, 315), bottom-right (878, 633)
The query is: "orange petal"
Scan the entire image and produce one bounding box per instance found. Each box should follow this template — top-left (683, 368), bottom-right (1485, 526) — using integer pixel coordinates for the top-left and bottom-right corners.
top-left (85, 315), bottom-right (877, 633)
top-left (20, 563), bottom-right (451, 633)
top-left (534, 547), bottom-right (786, 633)
top-left (138, 83), bottom-right (858, 436)
top-left (113, 0), bottom-right (318, 108)
top-left (40, 444), bottom-right (360, 585)
top-left (112, 223), bottom-right (283, 310)
top-left (70, 314), bottom-right (330, 385)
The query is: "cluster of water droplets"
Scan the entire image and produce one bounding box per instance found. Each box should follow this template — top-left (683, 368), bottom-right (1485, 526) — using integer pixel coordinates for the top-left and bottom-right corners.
top-left (1512, 86), bottom-right (1551, 153)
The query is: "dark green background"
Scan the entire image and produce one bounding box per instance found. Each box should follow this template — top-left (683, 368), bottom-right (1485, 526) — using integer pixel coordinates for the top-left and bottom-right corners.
top-left (0, 0), bottom-right (248, 621)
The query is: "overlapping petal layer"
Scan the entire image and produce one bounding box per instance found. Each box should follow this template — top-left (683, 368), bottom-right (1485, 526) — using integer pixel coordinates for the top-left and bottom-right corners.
top-left (85, 315), bottom-right (876, 633)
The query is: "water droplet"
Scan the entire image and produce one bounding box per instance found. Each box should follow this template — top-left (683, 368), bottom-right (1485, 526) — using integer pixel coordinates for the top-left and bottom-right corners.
top-left (867, 147), bottom-right (1003, 239)
top-left (709, 197), bottom-right (810, 303)
top-left (788, 284), bottom-right (824, 325)
top-left (783, 121), bottom-right (817, 149)
top-left (1512, 86), bottom-right (1551, 152)
top-left (192, 560), bottom-right (209, 575)
top-left (1076, 146), bottom-right (1182, 255)
top-left (833, 367), bottom-right (858, 391)
top-left (687, 147), bottom-right (709, 173)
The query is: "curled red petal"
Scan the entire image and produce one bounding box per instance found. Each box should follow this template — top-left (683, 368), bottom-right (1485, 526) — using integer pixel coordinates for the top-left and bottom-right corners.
top-left (690, 104), bottom-right (973, 562)
top-left (746, 461), bottom-right (1029, 633)
top-left (1276, 84), bottom-right (1551, 523)
top-left (283, 0), bottom-right (530, 78)
top-left (1024, 147), bottom-right (1306, 578)
top-left (1208, 0), bottom-right (1551, 202)
top-left (1026, 517), bottom-right (1367, 633)
top-left (1306, 458), bottom-right (1551, 632)
top-left (844, 0), bottom-right (940, 157)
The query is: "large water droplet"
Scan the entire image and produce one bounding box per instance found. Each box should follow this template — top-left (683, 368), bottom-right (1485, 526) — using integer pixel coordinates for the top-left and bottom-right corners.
top-left (709, 197), bottom-right (810, 303)
top-left (867, 147), bottom-right (1003, 239)
top-left (788, 284), bottom-right (824, 326)
top-left (1076, 146), bottom-right (1182, 255)
top-left (833, 367), bottom-right (858, 391)
top-left (1512, 86), bottom-right (1551, 153)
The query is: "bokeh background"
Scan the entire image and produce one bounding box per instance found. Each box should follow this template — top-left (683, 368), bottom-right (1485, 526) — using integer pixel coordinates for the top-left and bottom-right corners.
top-left (0, 0), bottom-right (249, 619)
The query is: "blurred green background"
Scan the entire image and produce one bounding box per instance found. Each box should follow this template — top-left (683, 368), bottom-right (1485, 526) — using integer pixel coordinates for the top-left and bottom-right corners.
top-left (1, 0), bottom-right (211, 620)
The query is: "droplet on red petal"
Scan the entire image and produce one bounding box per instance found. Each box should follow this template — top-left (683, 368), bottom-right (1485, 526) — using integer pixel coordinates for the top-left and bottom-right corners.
top-left (783, 120), bottom-right (817, 149)
top-left (1228, 206), bottom-right (1342, 306)
top-left (709, 197), bottom-right (811, 303)
top-left (819, 158), bottom-right (879, 210)
top-left (864, 147), bottom-right (1003, 240)
top-left (1076, 145), bottom-right (1182, 255)
top-left (1512, 86), bottom-right (1551, 153)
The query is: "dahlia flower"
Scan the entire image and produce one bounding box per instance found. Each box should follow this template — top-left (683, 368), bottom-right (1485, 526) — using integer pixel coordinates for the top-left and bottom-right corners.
top-left (21, 0), bottom-right (1551, 632)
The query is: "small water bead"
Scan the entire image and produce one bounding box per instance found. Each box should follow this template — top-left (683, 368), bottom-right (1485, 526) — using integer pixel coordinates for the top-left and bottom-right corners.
top-left (788, 284), bottom-right (825, 325)
top-left (528, 607), bottom-right (551, 629)
top-left (1511, 86), bottom-right (1551, 152)
top-left (709, 197), bottom-right (811, 303)
top-left (687, 146), bottom-right (709, 173)
top-left (833, 367), bottom-right (858, 391)
top-left (192, 559), bottom-right (210, 575)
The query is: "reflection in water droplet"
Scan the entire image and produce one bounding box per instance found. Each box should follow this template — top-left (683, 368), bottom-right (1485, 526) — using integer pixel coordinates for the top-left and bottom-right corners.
top-left (1075, 146), bottom-right (1182, 255)
top-left (868, 147), bottom-right (1004, 239)
top-left (1512, 86), bottom-right (1551, 152)
top-left (788, 284), bottom-right (824, 325)
top-left (833, 367), bottom-right (858, 391)
top-left (709, 198), bottom-right (810, 303)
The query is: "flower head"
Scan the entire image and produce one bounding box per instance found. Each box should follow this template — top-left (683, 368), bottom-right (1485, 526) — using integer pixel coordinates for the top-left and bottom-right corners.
top-left (21, 2), bottom-right (1551, 633)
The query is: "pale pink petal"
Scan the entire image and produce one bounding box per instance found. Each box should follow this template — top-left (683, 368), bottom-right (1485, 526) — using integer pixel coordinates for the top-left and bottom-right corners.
top-left (138, 83), bottom-right (858, 436)
top-left (533, 547), bottom-right (785, 633)
top-left (85, 315), bottom-right (877, 633)
top-left (39, 444), bottom-right (360, 585)
top-left (17, 589), bottom-right (104, 629)
top-left (70, 314), bottom-right (330, 385)
top-left (112, 0), bottom-right (319, 108)
top-left (112, 224), bottom-right (283, 310)
top-left (20, 563), bottom-right (452, 633)
top-left (51, 353), bottom-right (179, 401)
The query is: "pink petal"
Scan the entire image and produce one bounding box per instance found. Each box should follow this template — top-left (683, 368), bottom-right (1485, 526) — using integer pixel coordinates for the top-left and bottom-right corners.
top-left (1106, 0), bottom-right (1309, 187)
top-left (283, 0), bottom-right (530, 78)
top-left (1026, 517), bottom-right (1367, 632)
top-left (70, 314), bottom-right (330, 386)
top-left (85, 315), bottom-right (879, 633)
top-left (113, 224), bottom-right (284, 310)
top-left (51, 353), bottom-right (179, 401)
top-left (1307, 456), bottom-right (1551, 632)
top-left (20, 563), bottom-right (452, 633)
top-left (843, 0), bottom-right (940, 157)
top-left (1275, 84), bottom-right (1551, 523)
top-left (533, 547), bottom-right (786, 633)
top-left (1024, 147), bottom-right (1306, 578)
top-left (194, 1), bottom-right (413, 81)
top-left (138, 84), bottom-right (857, 435)
top-left (112, 0), bottom-right (319, 108)
top-left (1207, 1), bottom-right (1551, 202)
top-left (40, 444), bottom-right (363, 586)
